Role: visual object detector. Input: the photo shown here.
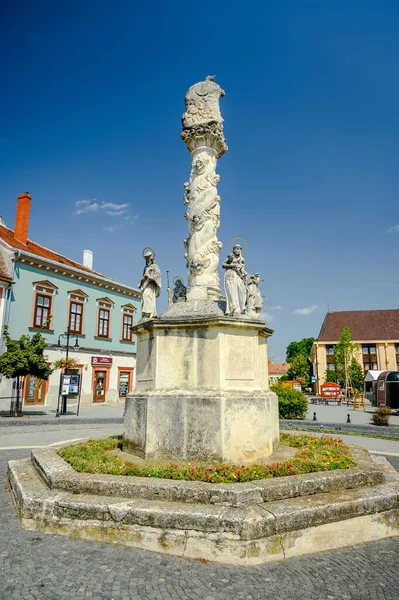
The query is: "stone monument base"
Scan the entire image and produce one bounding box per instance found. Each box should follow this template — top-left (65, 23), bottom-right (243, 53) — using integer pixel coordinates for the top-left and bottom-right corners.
top-left (124, 312), bottom-right (279, 464)
top-left (8, 446), bottom-right (399, 566)
top-left (123, 392), bottom-right (279, 463)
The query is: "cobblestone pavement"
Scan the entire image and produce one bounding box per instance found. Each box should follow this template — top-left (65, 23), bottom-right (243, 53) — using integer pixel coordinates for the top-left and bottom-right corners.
top-left (1, 449), bottom-right (399, 600)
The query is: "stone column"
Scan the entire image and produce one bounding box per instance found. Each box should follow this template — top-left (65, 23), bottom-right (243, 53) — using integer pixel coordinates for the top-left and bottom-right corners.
top-left (181, 76), bottom-right (227, 300)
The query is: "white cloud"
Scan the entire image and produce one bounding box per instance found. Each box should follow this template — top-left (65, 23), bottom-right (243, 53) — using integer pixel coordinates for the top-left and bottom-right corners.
top-left (103, 224), bottom-right (123, 233)
top-left (267, 305), bottom-right (283, 310)
top-left (75, 200), bottom-right (130, 216)
top-left (293, 305), bottom-right (318, 315)
top-left (261, 312), bottom-right (274, 322)
top-left (75, 199), bottom-right (100, 214)
top-left (387, 224), bottom-right (399, 233)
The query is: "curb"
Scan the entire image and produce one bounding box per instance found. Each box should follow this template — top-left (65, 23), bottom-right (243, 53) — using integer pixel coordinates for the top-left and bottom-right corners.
top-left (281, 419), bottom-right (399, 438)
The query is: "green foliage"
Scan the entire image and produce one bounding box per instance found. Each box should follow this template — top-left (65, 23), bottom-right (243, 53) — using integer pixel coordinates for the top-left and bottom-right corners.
top-left (286, 337), bottom-right (316, 362)
top-left (348, 358), bottom-right (365, 392)
top-left (58, 433), bottom-right (355, 483)
top-left (271, 382), bottom-right (308, 419)
top-left (53, 357), bottom-right (79, 370)
top-left (287, 353), bottom-right (310, 385)
top-left (324, 368), bottom-right (337, 383)
top-left (371, 407), bottom-right (392, 427)
top-left (0, 326), bottom-right (52, 380)
top-left (285, 337), bottom-right (316, 387)
top-left (334, 327), bottom-right (360, 396)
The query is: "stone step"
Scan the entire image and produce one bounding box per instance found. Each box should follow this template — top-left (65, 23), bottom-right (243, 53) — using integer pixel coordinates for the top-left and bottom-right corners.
top-left (8, 456), bottom-right (399, 566)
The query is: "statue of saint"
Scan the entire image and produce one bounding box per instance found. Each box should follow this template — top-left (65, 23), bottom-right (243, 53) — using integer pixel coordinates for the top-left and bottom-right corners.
top-left (246, 273), bottom-right (263, 318)
top-left (139, 250), bottom-right (161, 319)
top-left (172, 278), bottom-right (187, 304)
top-left (222, 245), bottom-right (247, 316)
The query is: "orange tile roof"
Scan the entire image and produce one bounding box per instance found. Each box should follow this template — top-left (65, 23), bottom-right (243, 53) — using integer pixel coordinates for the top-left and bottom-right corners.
top-left (268, 360), bottom-right (290, 375)
top-left (0, 225), bottom-right (115, 282)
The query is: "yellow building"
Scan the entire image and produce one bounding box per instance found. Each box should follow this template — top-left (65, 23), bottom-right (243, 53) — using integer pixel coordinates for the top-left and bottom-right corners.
top-left (311, 309), bottom-right (399, 393)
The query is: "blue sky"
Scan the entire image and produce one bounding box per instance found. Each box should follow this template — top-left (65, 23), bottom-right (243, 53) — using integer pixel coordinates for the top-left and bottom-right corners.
top-left (1, 1), bottom-right (398, 361)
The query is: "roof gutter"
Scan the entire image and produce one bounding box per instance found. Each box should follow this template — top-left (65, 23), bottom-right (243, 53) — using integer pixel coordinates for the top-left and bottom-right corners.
top-left (17, 249), bottom-right (141, 298)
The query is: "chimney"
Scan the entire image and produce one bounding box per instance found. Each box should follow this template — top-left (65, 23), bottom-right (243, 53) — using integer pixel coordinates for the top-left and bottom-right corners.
top-left (14, 192), bottom-right (31, 245)
top-left (83, 249), bottom-right (93, 269)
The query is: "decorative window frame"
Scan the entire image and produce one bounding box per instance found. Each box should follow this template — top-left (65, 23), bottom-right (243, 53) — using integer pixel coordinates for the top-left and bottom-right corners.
top-left (117, 366), bottom-right (134, 398)
top-left (120, 303), bottom-right (136, 343)
top-left (30, 280), bottom-right (58, 331)
top-left (67, 289), bottom-right (88, 335)
top-left (95, 297), bottom-right (114, 340)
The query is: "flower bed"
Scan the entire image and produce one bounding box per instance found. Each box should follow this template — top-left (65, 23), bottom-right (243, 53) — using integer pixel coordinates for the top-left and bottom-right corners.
top-left (57, 433), bottom-right (355, 484)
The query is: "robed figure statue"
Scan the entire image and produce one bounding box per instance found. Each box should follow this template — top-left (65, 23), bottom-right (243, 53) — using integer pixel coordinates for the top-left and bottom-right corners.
top-left (139, 250), bottom-right (161, 319)
top-left (222, 244), bottom-right (247, 315)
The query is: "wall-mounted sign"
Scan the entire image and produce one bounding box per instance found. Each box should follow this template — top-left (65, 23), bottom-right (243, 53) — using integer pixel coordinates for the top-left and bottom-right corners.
top-left (320, 382), bottom-right (341, 398)
top-left (92, 356), bottom-right (113, 366)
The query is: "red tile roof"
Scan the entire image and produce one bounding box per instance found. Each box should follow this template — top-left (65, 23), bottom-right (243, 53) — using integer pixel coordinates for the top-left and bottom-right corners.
top-left (318, 310), bottom-right (399, 342)
top-left (0, 252), bottom-right (11, 282)
top-left (0, 225), bottom-right (113, 281)
top-left (268, 360), bottom-right (290, 375)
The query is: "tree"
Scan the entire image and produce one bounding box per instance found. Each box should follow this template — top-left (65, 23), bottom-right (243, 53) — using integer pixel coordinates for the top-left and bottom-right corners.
top-left (285, 337), bottom-right (316, 387)
top-left (286, 337), bottom-right (316, 363)
top-left (0, 326), bottom-right (52, 417)
top-left (324, 368), bottom-right (337, 384)
top-left (348, 357), bottom-right (365, 393)
top-left (287, 353), bottom-right (310, 386)
top-left (333, 326), bottom-right (361, 398)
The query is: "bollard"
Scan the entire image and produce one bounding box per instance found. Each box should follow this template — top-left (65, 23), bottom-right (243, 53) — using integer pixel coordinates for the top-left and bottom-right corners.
top-left (313, 412), bottom-right (317, 421)
top-left (347, 414), bottom-right (351, 424)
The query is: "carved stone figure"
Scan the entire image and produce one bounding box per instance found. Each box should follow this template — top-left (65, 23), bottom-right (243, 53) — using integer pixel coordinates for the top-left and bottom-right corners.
top-left (182, 75), bottom-right (225, 129)
top-left (222, 245), bottom-right (247, 316)
top-left (246, 273), bottom-right (263, 318)
top-left (139, 250), bottom-right (161, 319)
top-left (172, 278), bottom-right (187, 304)
top-left (181, 77), bottom-right (227, 300)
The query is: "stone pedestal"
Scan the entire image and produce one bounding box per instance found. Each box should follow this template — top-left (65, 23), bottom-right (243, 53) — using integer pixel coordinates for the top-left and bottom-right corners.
top-left (124, 310), bottom-right (279, 464)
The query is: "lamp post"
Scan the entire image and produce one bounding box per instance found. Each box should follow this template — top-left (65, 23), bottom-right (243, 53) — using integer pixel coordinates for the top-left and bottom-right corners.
top-left (56, 327), bottom-right (79, 417)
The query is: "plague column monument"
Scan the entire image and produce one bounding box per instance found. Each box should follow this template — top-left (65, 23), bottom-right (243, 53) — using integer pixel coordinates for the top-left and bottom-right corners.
top-left (124, 77), bottom-right (279, 464)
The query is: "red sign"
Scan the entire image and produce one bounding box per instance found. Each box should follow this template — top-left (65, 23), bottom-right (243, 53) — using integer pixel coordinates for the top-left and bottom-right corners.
top-left (92, 356), bottom-right (113, 366)
top-left (320, 382), bottom-right (341, 398)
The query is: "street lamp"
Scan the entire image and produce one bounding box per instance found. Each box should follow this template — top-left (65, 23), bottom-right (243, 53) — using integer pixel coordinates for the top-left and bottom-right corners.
top-left (56, 327), bottom-right (79, 417)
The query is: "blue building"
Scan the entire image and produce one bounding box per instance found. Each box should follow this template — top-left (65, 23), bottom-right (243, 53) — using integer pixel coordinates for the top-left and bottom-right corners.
top-left (0, 193), bottom-right (141, 410)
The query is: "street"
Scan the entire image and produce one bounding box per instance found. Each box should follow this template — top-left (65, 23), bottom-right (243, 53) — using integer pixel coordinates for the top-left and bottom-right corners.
top-left (0, 420), bottom-right (398, 599)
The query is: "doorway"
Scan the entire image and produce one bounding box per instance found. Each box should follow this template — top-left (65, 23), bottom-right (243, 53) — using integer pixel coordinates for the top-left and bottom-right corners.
top-left (93, 370), bottom-right (106, 403)
top-left (24, 375), bottom-right (46, 405)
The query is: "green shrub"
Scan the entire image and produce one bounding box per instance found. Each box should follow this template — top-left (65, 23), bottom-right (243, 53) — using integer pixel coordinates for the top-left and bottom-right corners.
top-left (371, 406), bottom-right (392, 427)
top-left (271, 382), bottom-right (308, 420)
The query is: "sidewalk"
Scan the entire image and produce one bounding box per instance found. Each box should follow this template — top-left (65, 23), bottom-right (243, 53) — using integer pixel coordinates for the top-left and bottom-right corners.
top-left (0, 403), bottom-right (125, 426)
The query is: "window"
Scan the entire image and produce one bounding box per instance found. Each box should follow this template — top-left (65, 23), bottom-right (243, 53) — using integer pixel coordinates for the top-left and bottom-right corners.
top-left (329, 364), bottom-right (335, 371)
top-left (364, 363), bottom-right (370, 371)
top-left (119, 371), bottom-right (131, 397)
top-left (122, 313), bottom-right (133, 341)
top-left (326, 346), bottom-right (334, 355)
top-left (362, 345), bottom-right (376, 355)
top-left (69, 301), bottom-right (83, 334)
top-left (34, 294), bottom-right (51, 329)
top-left (395, 344), bottom-right (399, 354)
top-left (98, 308), bottom-right (110, 337)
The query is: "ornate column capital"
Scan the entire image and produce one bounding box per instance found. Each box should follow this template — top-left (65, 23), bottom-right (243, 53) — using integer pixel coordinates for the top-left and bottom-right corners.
top-left (181, 123), bottom-right (228, 158)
